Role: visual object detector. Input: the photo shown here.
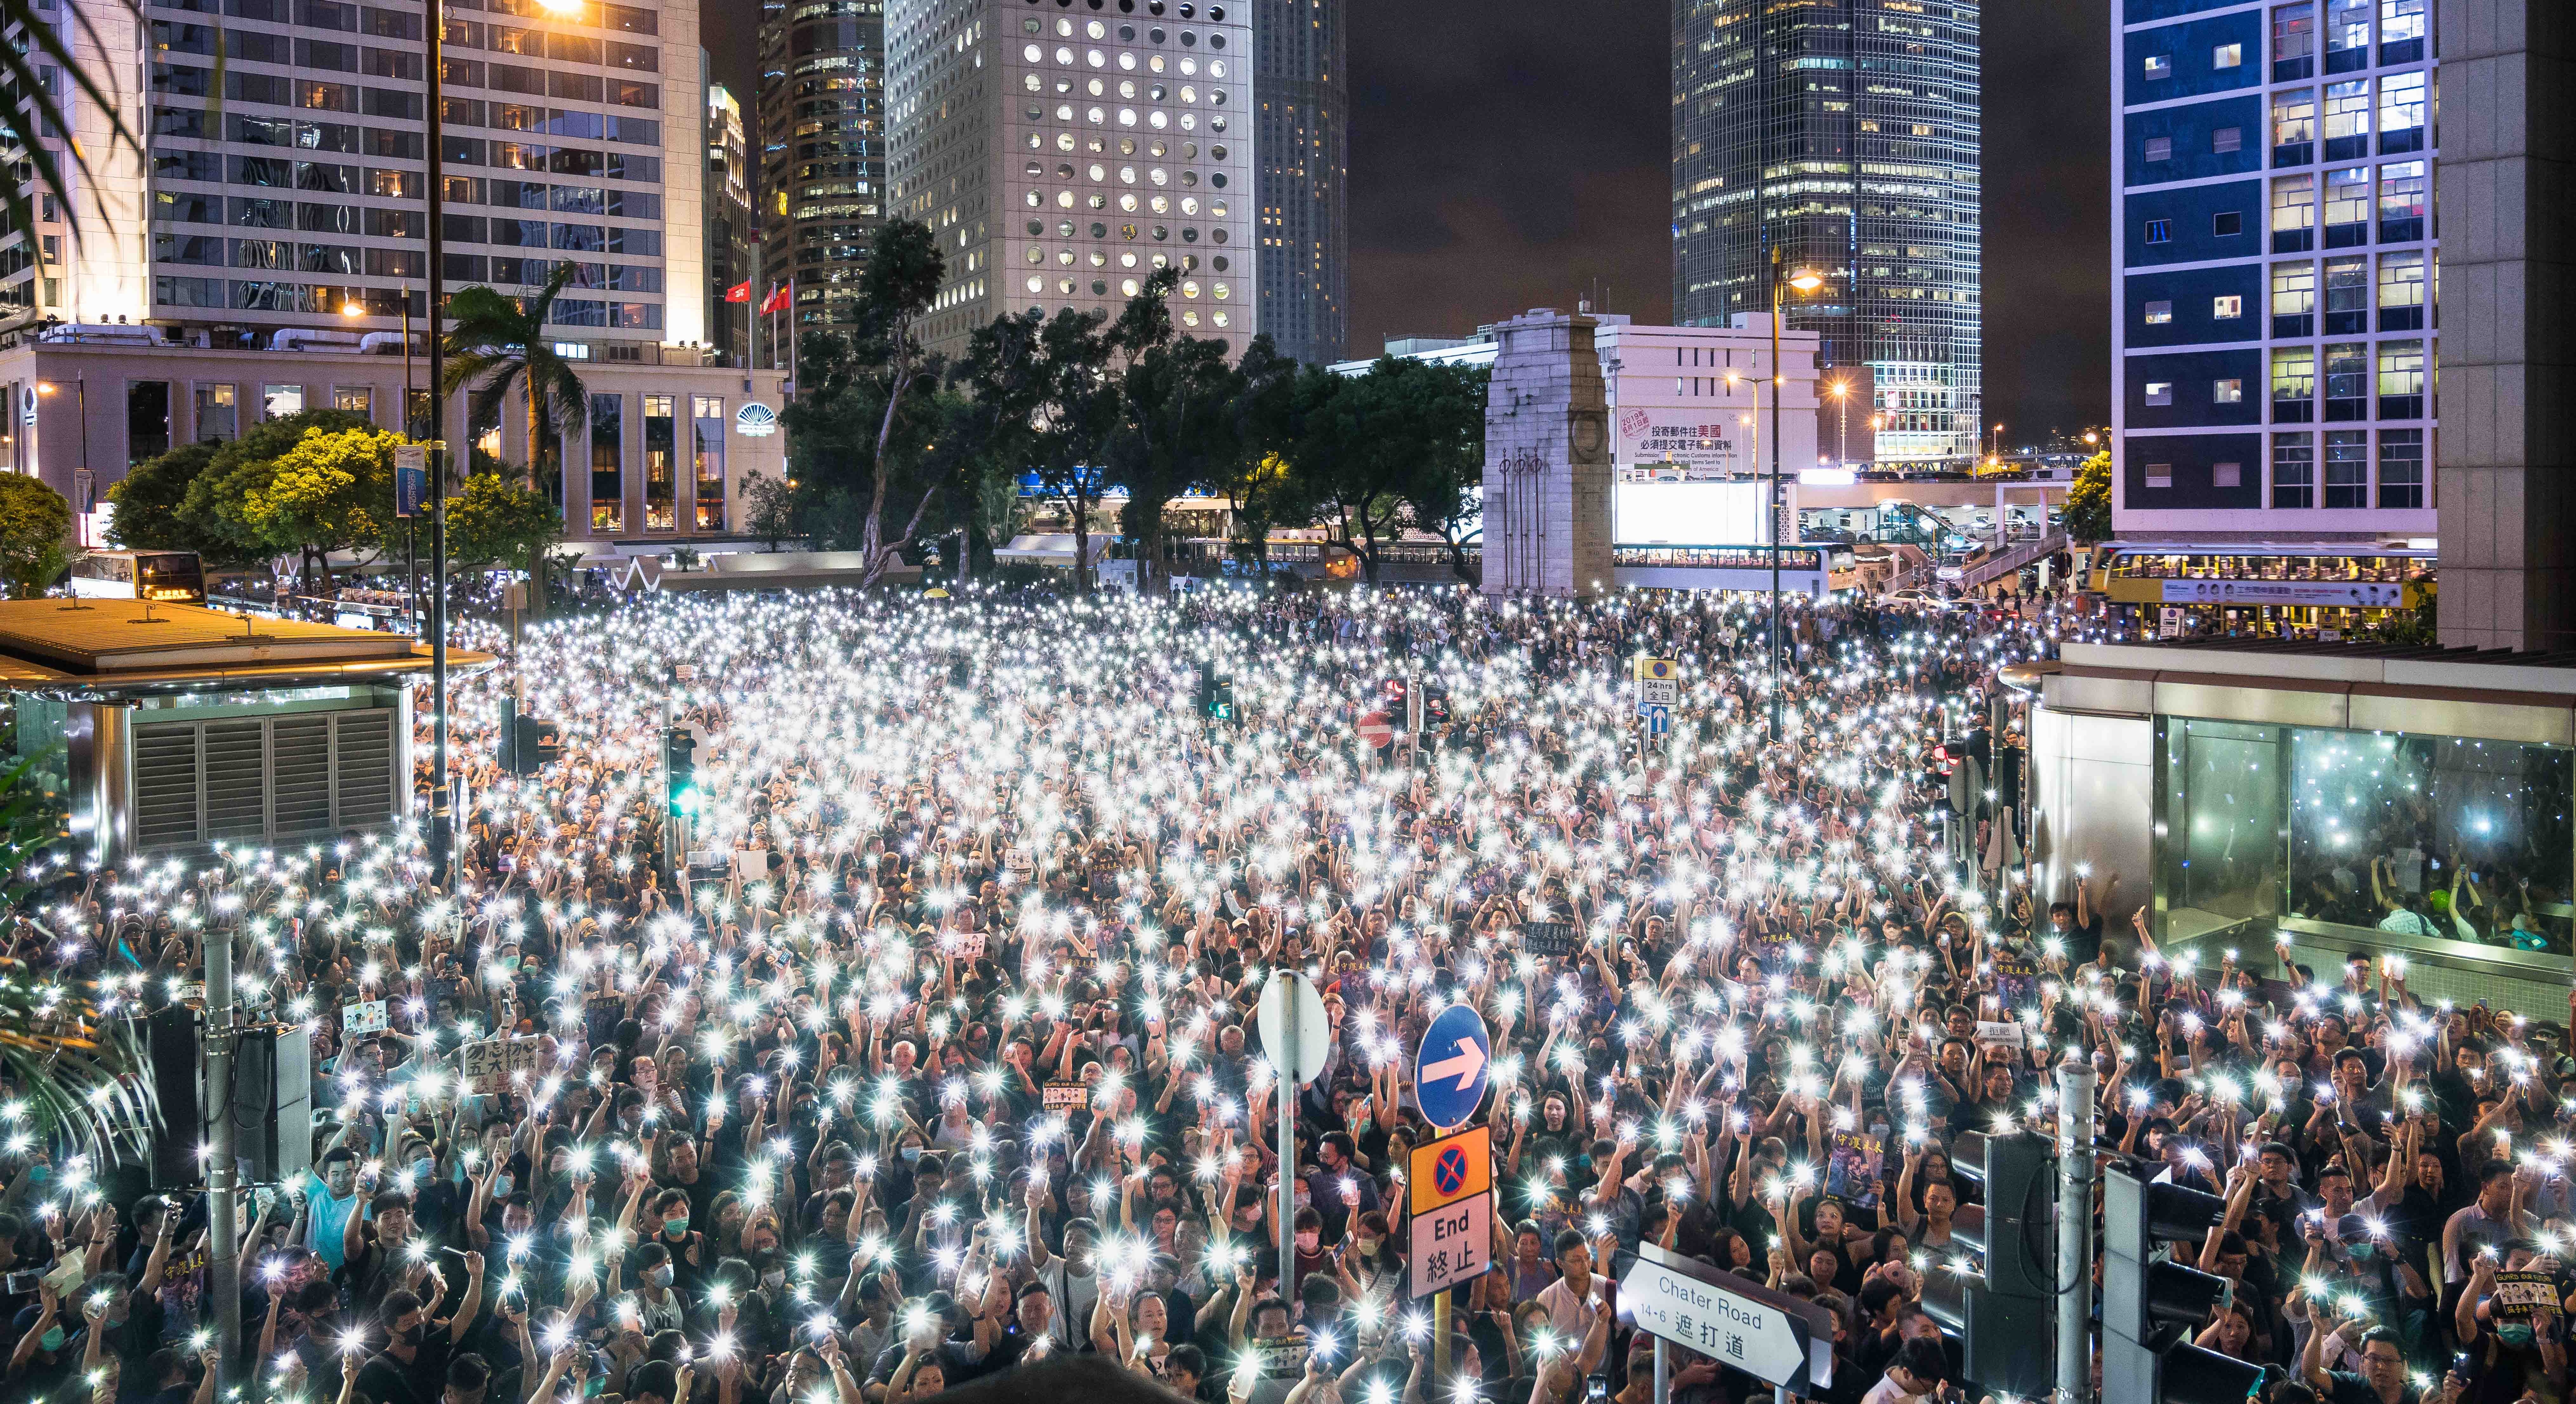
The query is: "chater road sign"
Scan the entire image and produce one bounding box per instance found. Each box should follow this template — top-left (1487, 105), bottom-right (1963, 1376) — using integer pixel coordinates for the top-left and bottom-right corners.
top-left (1619, 1242), bottom-right (1834, 1392)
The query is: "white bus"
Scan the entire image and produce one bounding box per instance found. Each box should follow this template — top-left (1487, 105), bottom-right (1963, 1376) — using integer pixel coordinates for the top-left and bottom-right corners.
top-left (68, 550), bottom-right (208, 604)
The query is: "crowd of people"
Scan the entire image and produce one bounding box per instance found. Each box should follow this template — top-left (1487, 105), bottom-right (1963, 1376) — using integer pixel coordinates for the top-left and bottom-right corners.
top-left (0, 584), bottom-right (2566, 1404)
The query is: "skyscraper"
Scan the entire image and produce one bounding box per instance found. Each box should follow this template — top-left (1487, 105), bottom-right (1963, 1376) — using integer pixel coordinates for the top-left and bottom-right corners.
top-left (1253, 0), bottom-right (1345, 366)
top-left (0, 0), bottom-right (787, 547)
top-left (758, 0), bottom-right (887, 351)
top-left (706, 81), bottom-right (757, 368)
top-left (1670, 0), bottom-right (1983, 467)
top-left (885, 0), bottom-right (1257, 364)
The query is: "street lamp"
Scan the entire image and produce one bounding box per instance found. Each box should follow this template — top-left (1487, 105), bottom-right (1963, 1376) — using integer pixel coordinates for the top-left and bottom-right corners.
top-left (1766, 249), bottom-right (1824, 742)
top-left (1828, 377), bottom-right (1852, 466)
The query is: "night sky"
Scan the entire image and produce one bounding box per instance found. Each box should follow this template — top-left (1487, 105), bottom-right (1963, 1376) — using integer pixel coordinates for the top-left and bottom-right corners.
top-left (709, 0), bottom-right (2110, 442)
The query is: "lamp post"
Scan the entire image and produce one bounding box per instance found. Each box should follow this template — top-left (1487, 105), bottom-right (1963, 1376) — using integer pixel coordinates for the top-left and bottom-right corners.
top-left (1765, 248), bottom-right (1824, 742)
top-left (427, 0), bottom-right (451, 886)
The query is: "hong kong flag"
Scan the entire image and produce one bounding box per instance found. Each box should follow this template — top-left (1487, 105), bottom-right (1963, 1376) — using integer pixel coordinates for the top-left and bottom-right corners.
top-left (725, 281), bottom-right (751, 303)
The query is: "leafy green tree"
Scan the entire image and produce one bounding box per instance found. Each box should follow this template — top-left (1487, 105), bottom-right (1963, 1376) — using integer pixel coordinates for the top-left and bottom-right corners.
top-left (444, 471), bottom-right (559, 570)
top-left (0, 473), bottom-right (73, 599)
top-left (1390, 363), bottom-right (1488, 583)
top-left (1277, 356), bottom-right (1488, 584)
top-left (239, 427), bottom-right (400, 590)
top-left (740, 470), bottom-right (800, 551)
top-left (770, 220), bottom-right (949, 583)
top-left (1101, 287), bottom-right (1258, 594)
top-left (175, 409), bottom-right (377, 593)
top-left (107, 441), bottom-right (264, 567)
top-left (2065, 449), bottom-right (2112, 543)
top-left (776, 228), bottom-right (957, 575)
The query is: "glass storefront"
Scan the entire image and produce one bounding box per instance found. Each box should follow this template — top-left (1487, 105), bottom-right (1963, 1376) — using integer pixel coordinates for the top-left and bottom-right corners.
top-left (2157, 717), bottom-right (2574, 964)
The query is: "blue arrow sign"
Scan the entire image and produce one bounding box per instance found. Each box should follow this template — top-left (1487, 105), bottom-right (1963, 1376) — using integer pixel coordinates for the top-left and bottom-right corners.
top-left (1413, 1003), bottom-right (1491, 1129)
top-left (1643, 703), bottom-right (1670, 737)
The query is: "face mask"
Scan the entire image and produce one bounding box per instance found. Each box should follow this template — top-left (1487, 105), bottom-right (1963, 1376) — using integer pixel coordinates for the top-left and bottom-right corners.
top-left (28, 1165), bottom-right (49, 1185)
top-left (38, 1327), bottom-right (64, 1352)
top-left (493, 1175), bottom-right (514, 1197)
top-left (399, 1324), bottom-right (426, 1347)
top-left (411, 1158), bottom-right (435, 1181)
top-left (663, 1217), bottom-right (690, 1237)
top-left (899, 1147), bottom-right (923, 1164)
top-left (762, 1269), bottom-right (787, 1289)
top-left (2501, 1323), bottom-right (2537, 1348)
top-left (1295, 1232), bottom-right (1319, 1253)
top-left (648, 1266), bottom-right (674, 1287)
top-left (2347, 1243), bottom-right (2375, 1263)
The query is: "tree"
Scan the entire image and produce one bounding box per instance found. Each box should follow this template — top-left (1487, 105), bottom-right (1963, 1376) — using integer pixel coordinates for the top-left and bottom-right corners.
top-left (1207, 338), bottom-right (1303, 575)
top-left (1277, 357), bottom-right (1487, 584)
top-left (107, 441), bottom-right (264, 567)
top-left (1023, 307), bottom-right (1121, 594)
top-left (174, 409), bottom-right (377, 593)
top-left (0, 473), bottom-right (73, 599)
top-left (1390, 363), bottom-right (1488, 584)
top-left (775, 222), bottom-right (953, 580)
top-left (2065, 449), bottom-right (2112, 543)
top-left (1101, 276), bottom-right (1255, 594)
top-left (841, 219), bottom-right (947, 584)
top-left (443, 471), bottom-right (559, 571)
top-left (442, 265), bottom-right (591, 614)
top-left (239, 427), bottom-right (400, 590)
top-left (740, 470), bottom-right (799, 551)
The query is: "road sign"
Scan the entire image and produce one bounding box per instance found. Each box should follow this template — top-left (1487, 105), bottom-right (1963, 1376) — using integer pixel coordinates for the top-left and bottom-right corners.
top-left (1256, 970), bottom-right (1330, 1086)
top-left (1619, 1242), bottom-right (1835, 1392)
top-left (1633, 656), bottom-right (1679, 707)
top-left (1641, 703), bottom-right (1671, 737)
top-left (1408, 1124), bottom-right (1493, 1216)
top-left (1407, 1189), bottom-right (1491, 1299)
top-left (1355, 710), bottom-right (1394, 750)
top-left (1413, 1003), bottom-right (1492, 1128)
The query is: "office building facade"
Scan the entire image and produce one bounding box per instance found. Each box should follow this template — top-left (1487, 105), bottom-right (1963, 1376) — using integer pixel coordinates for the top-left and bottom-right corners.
top-left (757, 0), bottom-right (886, 348)
top-left (1671, 0), bottom-right (1983, 467)
top-left (2111, 0), bottom-right (2439, 544)
top-left (1252, 0), bottom-right (1344, 366)
top-left (886, 0), bottom-right (1256, 363)
top-left (0, 0), bottom-right (785, 550)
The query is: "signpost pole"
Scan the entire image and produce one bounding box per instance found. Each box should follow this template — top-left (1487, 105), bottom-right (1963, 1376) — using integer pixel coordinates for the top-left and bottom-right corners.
top-left (2058, 1050), bottom-right (2099, 1404)
top-left (1434, 1293), bottom-right (1451, 1384)
top-left (1654, 1339), bottom-right (1669, 1404)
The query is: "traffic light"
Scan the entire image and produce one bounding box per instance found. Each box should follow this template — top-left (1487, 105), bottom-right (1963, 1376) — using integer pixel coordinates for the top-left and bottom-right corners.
top-left (665, 725), bottom-right (700, 816)
top-left (1196, 661), bottom-right (1234, 721)
top-left (510, 714), bottom-right (561, 776)
top-left (1919, 1130), bottom-right (2056, 1399)
top-left (2102, 1164), bottom-right (2265, 1404)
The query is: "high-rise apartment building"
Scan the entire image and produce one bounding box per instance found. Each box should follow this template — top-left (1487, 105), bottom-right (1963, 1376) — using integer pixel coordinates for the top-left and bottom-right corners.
top-left (886, 0), bottom-right (1256, 363)
top-left (1252, 0), bottom-right (1344, 366)
top-left (706, 80), bottom-right (757, 368)
top-left (2110, 0), bottom-right (2438, 546)
top-left (1670, 0), bottom-right (1983, 467)
top-left (0, 0), bottom-right (786, 549)
top-left (757, 0), bottom-right (886, 349)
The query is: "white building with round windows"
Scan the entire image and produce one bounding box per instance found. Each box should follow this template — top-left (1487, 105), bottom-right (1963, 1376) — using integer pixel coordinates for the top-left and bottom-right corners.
top-left (886, 0), bottom-right (1255, 361)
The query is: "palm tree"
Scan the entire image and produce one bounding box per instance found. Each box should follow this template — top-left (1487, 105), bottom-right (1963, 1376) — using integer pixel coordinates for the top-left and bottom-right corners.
top-left (440, 264), bottom-right (595, 480)
top-left (440, 265), bottom-right (592, 614)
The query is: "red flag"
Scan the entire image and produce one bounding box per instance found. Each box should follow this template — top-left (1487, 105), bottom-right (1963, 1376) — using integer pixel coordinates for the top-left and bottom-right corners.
top-left (759, 284), bottom-right (791, 315)
top-left (725, 281), bottom-right (751, 303)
